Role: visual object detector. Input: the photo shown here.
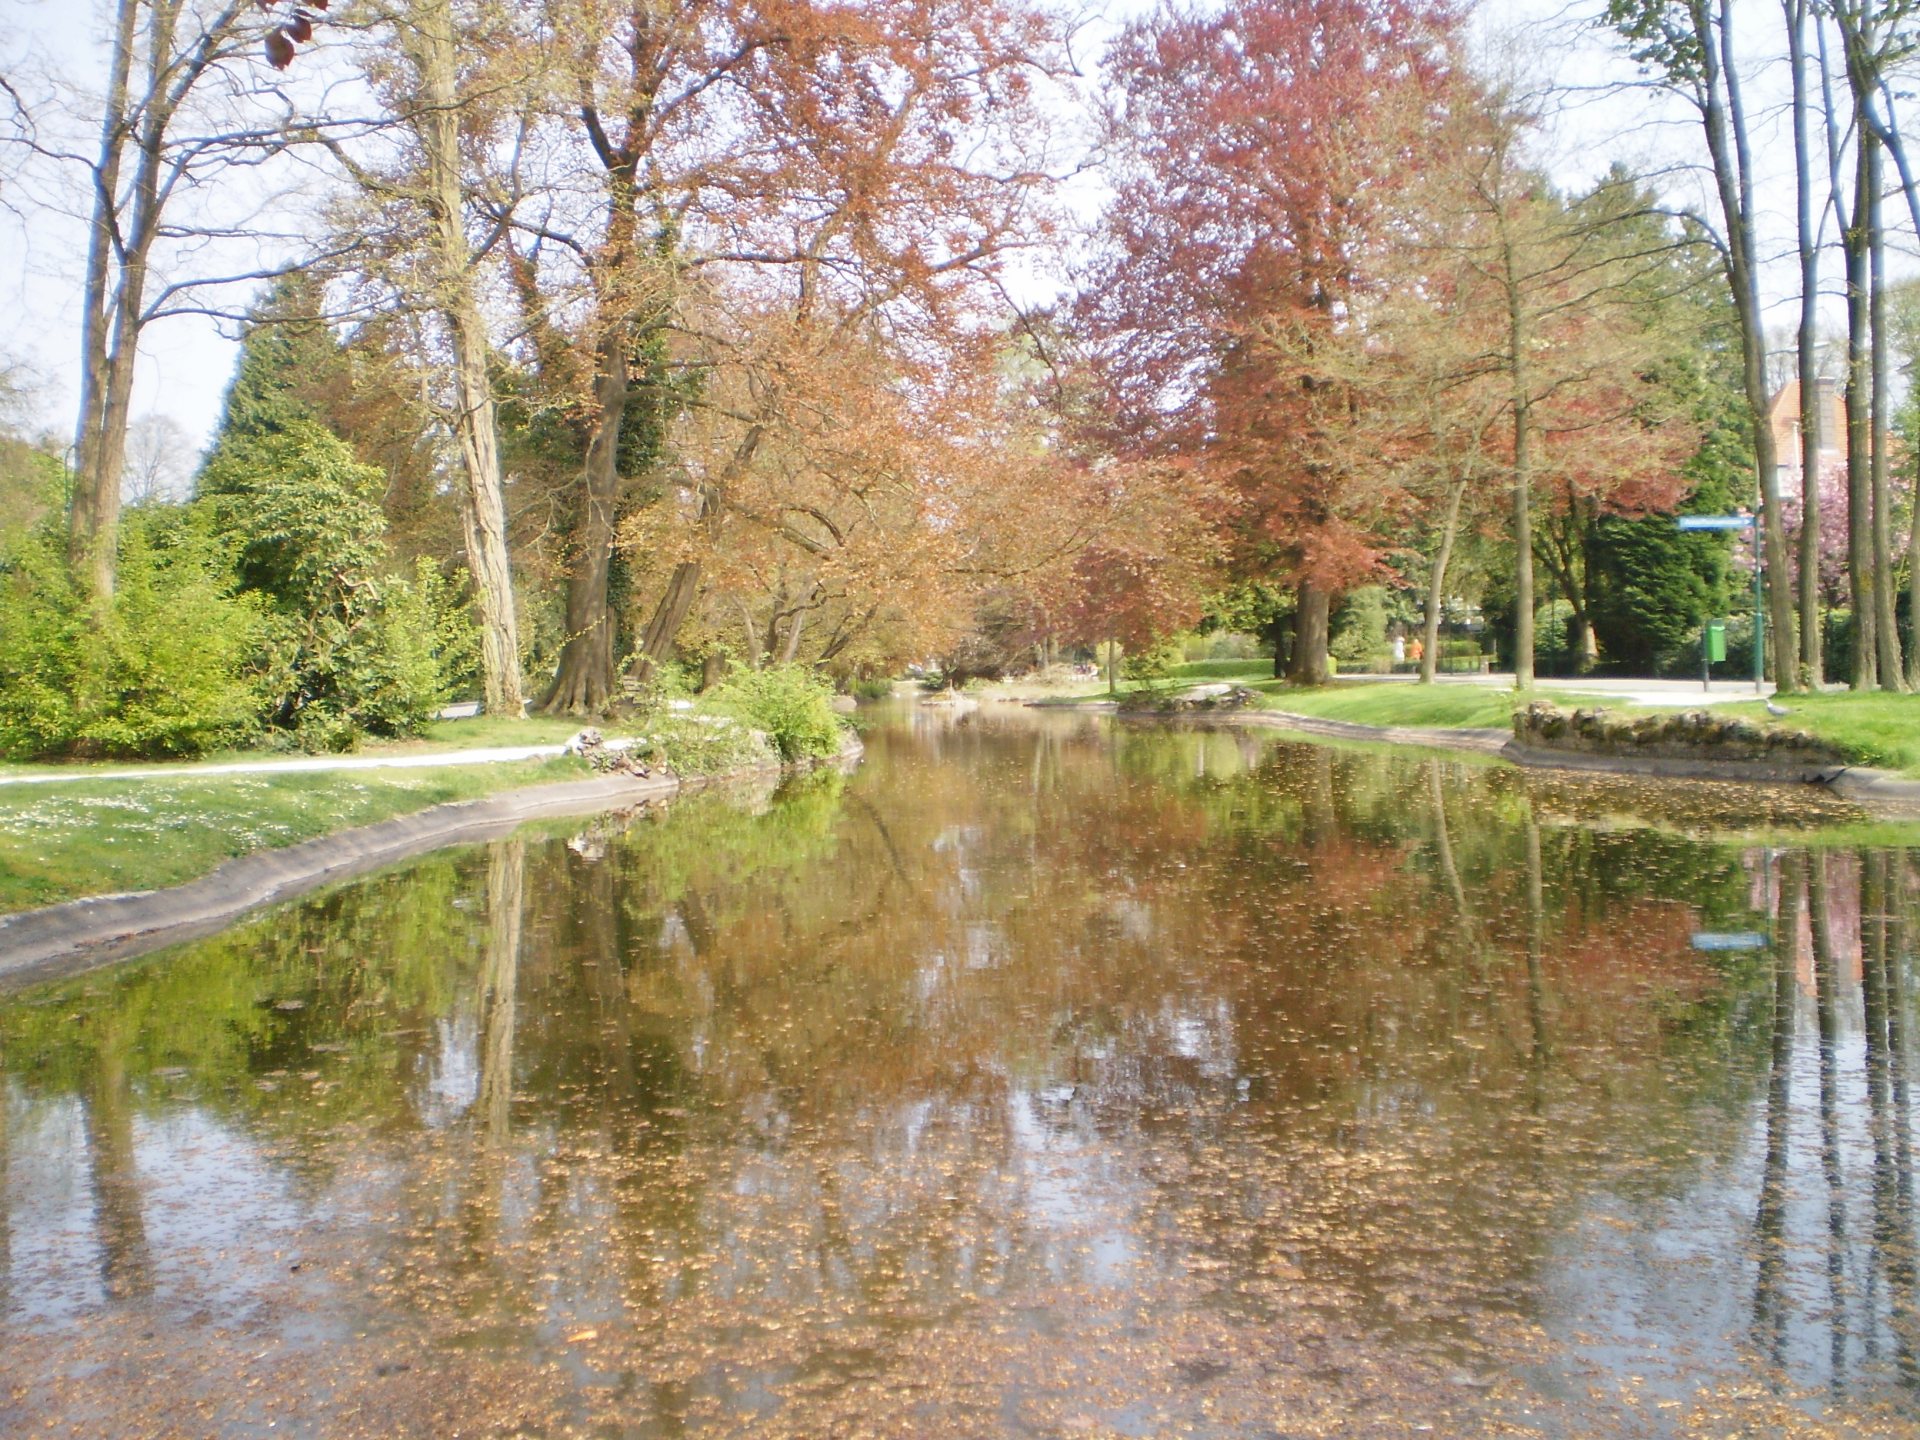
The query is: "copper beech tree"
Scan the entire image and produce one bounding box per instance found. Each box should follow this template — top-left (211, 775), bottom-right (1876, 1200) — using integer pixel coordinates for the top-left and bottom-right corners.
top-left (1078, 0), bottom-right (1462, 684)
top-left (1081, 0), bottom-right (1707, 684)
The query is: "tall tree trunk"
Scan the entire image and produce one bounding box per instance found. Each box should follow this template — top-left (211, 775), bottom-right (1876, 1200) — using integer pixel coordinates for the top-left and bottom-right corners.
top-left (761, 587), bottom-right (788, 666)
top-left (1499, 200), bottom-right (1537, 692)
top-left (67, 1), bottom-right (260, 603)
top-left (539, 331), bottom-right (627, 714)
top-left (1706, 0), bottom-right (1798, 690)
top-left (478, 837), bottom-right (524, 1145)
top-left (1788, 0), bottom-right (1824, 686)
top-left (1288, 580), bottom-right (1332, 685)
top-left (76, 327), bottom-right (143, 607)
top-left (1421, 474), bottom-right (1467, 685)
top-left (1549, 508), bottom-right (1599, 672)
top-left (630, 561), bottom-right (701, 682)
top-left (1908, 449), bottom-right (1920, 689)
top-left (71, 0), bottom-right (178, 606)
top-left (1858, 84), bottom-right (1920, 690)
top-left (1846, 127), bottom-right (1878, 690)
top-left (412, 0), bottom-right (523, 716)
top-left (1512, 400), bottom-right (1535, 691)
top-left (1866, 138), bottom-right (1904, 689)
top-left (628, 421), bottom-right (767, 680)
top-left (1578, 502), bottom-right (1602, 668)
top-left (779, 601), bottom-right (808, 664)
top-left (736, 598), bottom-right (761, 664)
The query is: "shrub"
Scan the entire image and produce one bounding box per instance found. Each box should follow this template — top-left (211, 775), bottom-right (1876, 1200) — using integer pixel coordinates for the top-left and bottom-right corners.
top-left (199, 420), bottom-right (449, 749)
top-left (1181, 629), bottom-right (1263, 661)
top-left (413, 559), bottom-right (485, 703)
top-left (709, 664), bottom-right (844, 762)
top-left (0, 514), bottom-right (263, 760)
top-left (643, 714), bottom-right (777, 774)
top-left (1121, 637), bottom-right (1183, 689)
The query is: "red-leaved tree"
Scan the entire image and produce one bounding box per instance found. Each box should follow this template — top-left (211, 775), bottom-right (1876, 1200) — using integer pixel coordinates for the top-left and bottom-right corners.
top-left (1077, 0), bottom-right (1463, 682)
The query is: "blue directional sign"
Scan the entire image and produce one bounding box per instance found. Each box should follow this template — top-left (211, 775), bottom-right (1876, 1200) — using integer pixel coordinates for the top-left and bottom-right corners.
top-left (1676, 515), bottom-right (1756, 531)
top-left (1690, 931), bottom-right (1769, 951)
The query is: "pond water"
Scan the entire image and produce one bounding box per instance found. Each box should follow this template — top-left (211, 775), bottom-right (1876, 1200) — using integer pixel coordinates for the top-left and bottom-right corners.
top-left (1, 705), bottom-right (1917, 1438)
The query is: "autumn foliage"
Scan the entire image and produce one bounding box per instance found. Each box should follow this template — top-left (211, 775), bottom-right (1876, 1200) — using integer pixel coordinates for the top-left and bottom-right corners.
top-left (1082, 0), bottom-right (1459, 580)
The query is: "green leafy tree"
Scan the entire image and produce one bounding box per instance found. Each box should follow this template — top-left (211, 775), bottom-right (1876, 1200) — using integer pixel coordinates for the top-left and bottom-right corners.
top-left (1200, 582), bottom-right (1292, 679)
top-left (1582, 304), bottom-right (1747, 675)
top-left (197, 295), bottom-right (484, 747)
top-left (198, 418), bottom-right (449, 748)
top-left (0, 508), bottom-right (263, 758)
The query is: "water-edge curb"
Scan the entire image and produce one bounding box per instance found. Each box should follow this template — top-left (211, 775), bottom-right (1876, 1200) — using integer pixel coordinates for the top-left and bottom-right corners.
top-left (0, 731), bottom-right (864, 988)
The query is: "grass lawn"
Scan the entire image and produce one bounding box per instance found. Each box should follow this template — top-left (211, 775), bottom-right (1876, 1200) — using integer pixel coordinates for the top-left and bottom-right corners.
top-left (1166, 664), bottom-right (1920, 776)
top-left (397, 714), bottom-right (595, 750)
top-left (1162, 657), bottom-right (1280, 680)
top-left (1151, 661), bottom-right (1561, 729)
top-left (1702, 692), bottom-right (1920, 774)
top-left (0, 755), bottom-right (589, 916)
top-left (1023, 659), bottom-right (1550, 727)
top-left (1247, 682), bottom-right (1534, 729)
top-left (0, 712), bottom-right (597, 781)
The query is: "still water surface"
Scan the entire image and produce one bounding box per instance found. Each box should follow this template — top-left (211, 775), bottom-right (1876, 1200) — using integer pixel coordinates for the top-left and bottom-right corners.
top-left (1, 706), bottom-right (1917, 1437)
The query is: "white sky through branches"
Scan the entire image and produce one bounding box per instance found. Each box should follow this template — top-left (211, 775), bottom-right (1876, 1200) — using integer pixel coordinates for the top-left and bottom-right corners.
top-left (0, 0), bottom-right (1901, 461)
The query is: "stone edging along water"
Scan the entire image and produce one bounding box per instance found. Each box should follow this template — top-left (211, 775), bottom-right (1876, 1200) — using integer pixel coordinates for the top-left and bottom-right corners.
top-left (0, 734), bottom-right (864, 989)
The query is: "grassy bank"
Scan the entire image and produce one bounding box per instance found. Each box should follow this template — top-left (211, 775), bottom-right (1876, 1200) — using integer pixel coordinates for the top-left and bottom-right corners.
top-left (1239, 679), bottom-right (1533, 728)
top-left (1161, 664), bottom-right (1920, 777)
top-left (0, 756), bottom-right (592, 915)
top-left (0, 667), bottom-right (857, 915)
top-left (1687, 693), bottom-right (1920, 775)
top-left (0, 712), bottom-right (598, 780)
top-left (1106, 661), bottom-right (1569, 729)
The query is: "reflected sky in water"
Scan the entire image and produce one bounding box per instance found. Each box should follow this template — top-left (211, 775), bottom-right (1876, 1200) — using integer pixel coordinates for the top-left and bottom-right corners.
top-left (0, 705), bottom-right (1916, 1438)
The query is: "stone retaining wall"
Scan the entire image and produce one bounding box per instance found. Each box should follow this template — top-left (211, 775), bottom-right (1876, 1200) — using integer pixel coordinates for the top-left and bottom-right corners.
top-left (1511, 701), bottom-right (1845, 769)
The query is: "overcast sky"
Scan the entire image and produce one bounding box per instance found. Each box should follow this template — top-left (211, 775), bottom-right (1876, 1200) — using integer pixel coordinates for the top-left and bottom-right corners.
top-left (0, 0), bottom-right (1879, 463)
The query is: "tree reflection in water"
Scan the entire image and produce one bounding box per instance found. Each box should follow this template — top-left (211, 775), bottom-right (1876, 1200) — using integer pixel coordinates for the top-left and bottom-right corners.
top-left (0, 707), bottom-right (1914, 1438)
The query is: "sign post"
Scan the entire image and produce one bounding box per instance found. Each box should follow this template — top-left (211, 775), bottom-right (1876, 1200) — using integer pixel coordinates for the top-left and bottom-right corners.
top-left (1677, 514), bottom-right (1762, 694)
